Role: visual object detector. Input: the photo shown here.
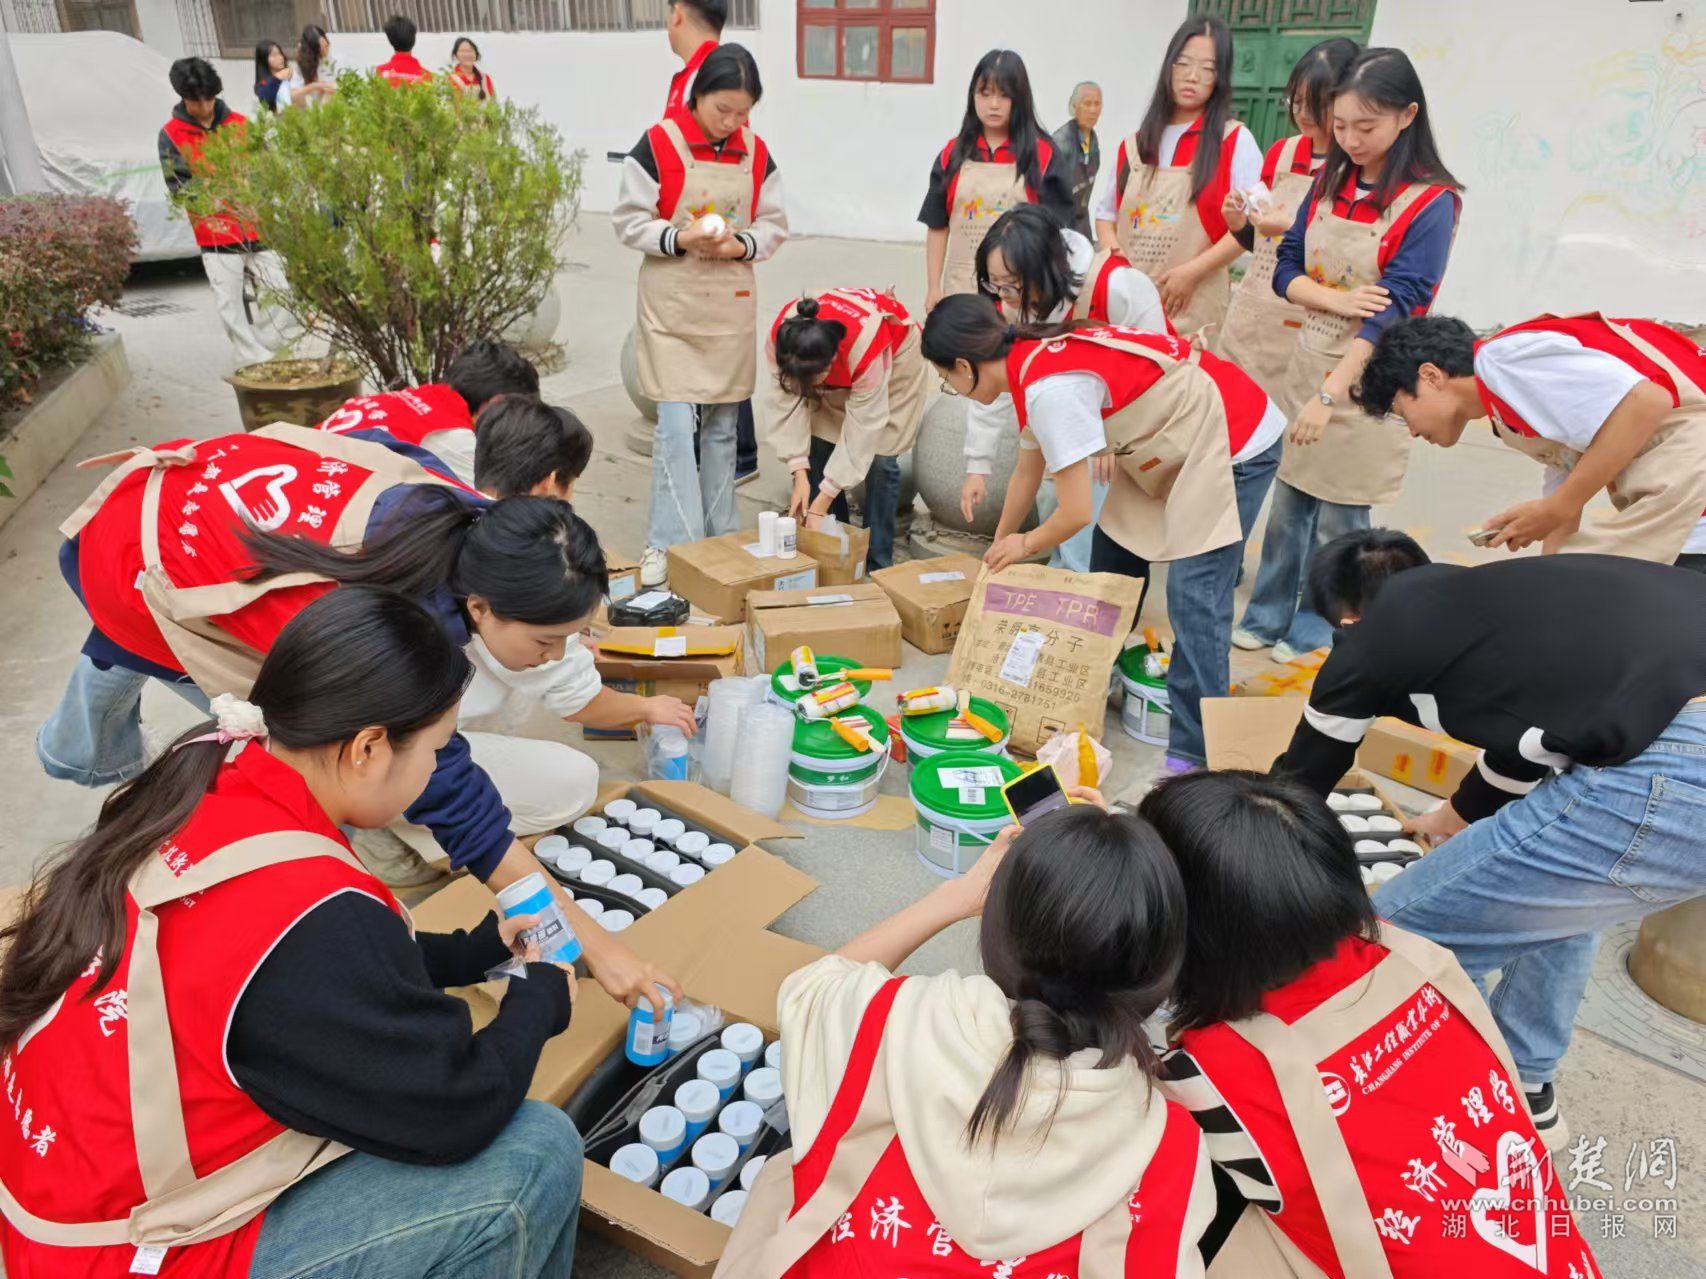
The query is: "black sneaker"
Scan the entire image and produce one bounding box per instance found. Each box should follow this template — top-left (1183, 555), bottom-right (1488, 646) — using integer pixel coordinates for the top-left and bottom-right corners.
top-left (1524, 1083), bottom-right (1570, 1153)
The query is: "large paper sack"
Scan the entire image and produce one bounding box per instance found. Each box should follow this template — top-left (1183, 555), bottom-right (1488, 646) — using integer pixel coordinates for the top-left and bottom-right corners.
top-left (947, 564), bottom-right (1141, 755)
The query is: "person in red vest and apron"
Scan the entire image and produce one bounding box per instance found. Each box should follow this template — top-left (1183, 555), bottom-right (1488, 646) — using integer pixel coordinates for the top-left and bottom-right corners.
top-left (615, 43), bottom-right (788, 588)
top-left (1215, 38), bottom-right (1359, 402)
top-left (718, 789), bottom-right (1218, 1277)
top-left (317, 338), bottom-right (541, 488)
top-left (376, 14), bottom-right (432, 86)
top-left (921, 295), bottom-right (1285, 772)
top-left (961, 202), bottom-right (1168, 571)
top-left (40, 427), bottom-right (684, 1016)
top-left (449, 37), bottom-right (496, 100)
top-left (1355, 312), bottom-right (1706, 569)
top-left (918, 49), bottom-right (1076, 314)
top-left (1236, 47), bottom-right (1462, 665)
top-left (1142, 770), bottom-right (1601, 1279)
top-left (1, 588), bottom-right (586, 1279)
top-left (1093, 14), bottom-right (1262, 338)
top-left (765, 289), bottom-right (926, 570)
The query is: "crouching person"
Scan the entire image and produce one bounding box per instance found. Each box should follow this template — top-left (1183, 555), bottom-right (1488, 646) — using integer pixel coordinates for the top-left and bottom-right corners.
top-left (718, 792), bottom-right (1217, 1277)
top-left (0, 588), bottom-right (584, 1278)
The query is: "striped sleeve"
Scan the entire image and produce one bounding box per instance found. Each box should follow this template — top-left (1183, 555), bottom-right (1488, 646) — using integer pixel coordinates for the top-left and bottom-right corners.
top-left (1161, 1049), bottom-right (1283, 1211)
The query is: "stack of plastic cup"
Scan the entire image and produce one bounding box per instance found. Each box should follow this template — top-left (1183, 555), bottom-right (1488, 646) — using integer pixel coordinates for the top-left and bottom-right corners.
top-left (702, 679), bottom-right (748, 793)
top-left (731, 703), bottom-right (795, 819)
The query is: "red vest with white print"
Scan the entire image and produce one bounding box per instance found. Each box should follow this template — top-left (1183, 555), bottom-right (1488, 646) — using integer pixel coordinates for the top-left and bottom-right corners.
top-left (0, 746), bottom-right (402, 1279)
top-left (1474, 315), bottom-right (1706, 438)
top-left (317, 383), bottom-right (474, 447)
top-left (1175, 937), bottom-right (1597, 1279)
top-left (768, 290), bottom-right (913, 390)
top-left (1081, 251), bottom-right (1128, 326)
top-left (786, 979), bottom-right (1206, 1278)
top-left (1008, 327), bottom-right (1269, 456)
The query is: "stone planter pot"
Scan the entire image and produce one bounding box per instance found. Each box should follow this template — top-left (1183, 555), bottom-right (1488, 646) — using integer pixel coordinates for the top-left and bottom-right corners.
top-left (225, 358), bottom-right (363, 432)
top-left (502, 282), bottom-right (563, 351)
top-left (621, 327), bottom-right (660, 441)
top-left (912, 395), bottom-right (1036, 537)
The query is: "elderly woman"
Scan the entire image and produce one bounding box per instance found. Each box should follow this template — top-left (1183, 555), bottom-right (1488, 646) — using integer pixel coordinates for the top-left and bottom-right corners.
top-left (1051, 80), bottom-right (1103, 238)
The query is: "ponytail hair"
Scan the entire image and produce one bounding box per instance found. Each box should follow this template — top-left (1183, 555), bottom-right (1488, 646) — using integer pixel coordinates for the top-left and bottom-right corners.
top-left (243, 489), bottom-right (608, 626)
top-left (0, 586), bottom-right (471, 1052)
top-left (774, 296), bottom-right (849, 406)
top-left (920, 292), bottom-right (1072, 392)
top-left (966, 804), bottom-right (1186, 1146)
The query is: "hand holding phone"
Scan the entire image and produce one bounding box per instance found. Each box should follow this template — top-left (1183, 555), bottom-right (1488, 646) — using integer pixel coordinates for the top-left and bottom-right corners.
top-left (1001, 764), bottom-right (1072, 827)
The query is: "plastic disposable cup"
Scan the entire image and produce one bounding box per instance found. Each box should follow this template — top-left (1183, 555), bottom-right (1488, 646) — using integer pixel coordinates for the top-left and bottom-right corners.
top-left (609, 873), bottom-right (645, 898)
top-left (764, 1041), bottom-right (782, 1072)
top-left (717, 1100), bottom-right (763, 1153)
top-left (742, 1066), bottom-right (782, 1109)
top-left (573, 816), bottom-right (608, 840)
top-left (630, 808), bottom-right (662, 838)
top-left (600, 909), bottom-right (635, 932)
top-left (692, 1132), bottom-right (739, 1188)
top-left (710, 1189), bottom-right (748, 1226)
top-left (597, 828), bottom-right (629, 852)
top-left (721, 1023), bottom-right (764, 1067)
top-left (639, 1105), bottom-right (687, 1164)
top-left (660, 1166), bottom-right (710, 1211)
top-left (610, 1143), bottom-right (660, 1188)
top-left (698, 1048), bottom-right (741, 1100)
top-left (675, 1077), bottom-right (720, 1141)
top-left (669, 1011), bottom-right (705, 1058)
top-left (603, 798), bottom-right (638, 825)
top-left (739, 1154), bottom-right (768, 1192)
top-left (535, 834), bottom-right (571, 864)
top-left (676, 831), bottom-right (710, 861)
top-left (671, 864), bottom-right (706, 888)
top-left (646, 850), bottom-right (682, 875)
top-left (579, 859), bottom-right (616, 887)
top-left (636, 887), bottom-right (669, 911)
top-left (654, 818), bottom-right (686, 847)
top-left (702, 843), bottom-right (737, 868)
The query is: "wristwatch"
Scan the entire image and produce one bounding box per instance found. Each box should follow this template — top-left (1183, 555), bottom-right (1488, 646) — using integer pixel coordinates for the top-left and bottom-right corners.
top-left (1317, 389), bottom-right (1336, 408)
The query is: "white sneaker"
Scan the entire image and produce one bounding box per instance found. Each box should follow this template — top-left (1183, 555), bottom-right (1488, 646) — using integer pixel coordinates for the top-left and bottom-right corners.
top-left (1231, 627), bottom-right (1268, 651)
top-left (1272, 640), bottom-right (1308, 664)
top-left (640, 547), bottom-right (668, 588)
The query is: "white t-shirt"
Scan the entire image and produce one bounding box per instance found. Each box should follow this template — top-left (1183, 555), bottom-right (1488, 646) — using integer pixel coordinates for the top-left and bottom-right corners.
top-left (460, 632), bottom-right (602, 729)
top-left (1091, 122), bottom-right (1263, 225)
top-left (1475, 330), bottom-right (1703, 551)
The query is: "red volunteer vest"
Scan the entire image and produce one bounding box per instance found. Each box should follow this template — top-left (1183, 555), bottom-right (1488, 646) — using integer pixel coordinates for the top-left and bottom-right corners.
top-left (376, 51), bottom-right (432, 85)
top-left (937, 135), bottom-right (1058, 215)
top-left (1261, 134), bottom-right (1315, 186)
top-left (161, 110), bottom-right (257, 249)
top-left (74, 433), bottom-right (387, 672)
top-left (1113, 118), bottom-right (1243, 244)
top-left (786, 979), bottom-right (1204, 1277)
top-left (451, 66), bottom-right (495, 98)
top-left (648, 108), bottom-right (772, 227)
top-left (1177, 937), bottom-right (1597, 1279)
top-left (0, 746), bottom-right (401, 1279)
top-left (1474, 314), bottom-right (1706, 438)
top-left (768, 290), bottom-right (912, 389)
top-left (1008, 328), bottom-right (1270, 455)
top-left (1313, 172), bottom-right (1460, 314)
top-left (1081, 252), bottom-right (1129, 326)
top-left (317, 383), bottom-right (474, 448)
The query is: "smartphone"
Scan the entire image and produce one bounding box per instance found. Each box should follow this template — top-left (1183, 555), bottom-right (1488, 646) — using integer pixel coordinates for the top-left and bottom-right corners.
top-left (1466, 526), bottom-right (1499, 548)
top-left (1001, 765), bottom-right (1072, 827)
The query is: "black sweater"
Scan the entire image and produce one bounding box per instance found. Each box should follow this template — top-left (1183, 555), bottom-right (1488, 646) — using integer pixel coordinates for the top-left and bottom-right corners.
top-left (1274, 556), bottom-right (1706, 820)
top-left (228, 897), bottom-right (572, 1164)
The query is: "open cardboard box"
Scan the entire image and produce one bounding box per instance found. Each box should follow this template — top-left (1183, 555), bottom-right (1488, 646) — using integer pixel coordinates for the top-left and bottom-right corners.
top-left (796, 523), bottom-right (870, 587)
top-left (605, 550), bottom-right (643, 605)
top-left (1202, 696), bottom-right (1407, 816)
top-left (745, 582), bottom-right (902, 675)
top-left (412, 781), bottom-right (811, 1278)
top-left (588, 628), bottom-right (745, 741)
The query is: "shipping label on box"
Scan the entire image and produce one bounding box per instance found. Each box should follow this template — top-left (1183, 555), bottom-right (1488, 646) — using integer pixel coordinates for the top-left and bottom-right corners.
top-left (666, 532), bottom-right (821, 622)
top-left (745, 582), bottom-right (902, 674)
top-left (796, 523), bottom-right (870, 587)
top-left (589, 626), bottom-right (744, 740)
top-left (870, 553), bottom-right (981, 654)
top-left (604, 550), bottom-right (642, 604)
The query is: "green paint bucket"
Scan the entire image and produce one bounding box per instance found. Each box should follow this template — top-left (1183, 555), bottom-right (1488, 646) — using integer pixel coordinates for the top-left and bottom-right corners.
top-left (1116, 645), bottom-right (1171, 747)
top-left (909, 750), bottom-right (1023, 878)
top-left (898, 696), bottom-right (1011, 761)
top-left (787, 704), bottom-right (891, 819)
top-left (768, 654), bottom-right (874, 708)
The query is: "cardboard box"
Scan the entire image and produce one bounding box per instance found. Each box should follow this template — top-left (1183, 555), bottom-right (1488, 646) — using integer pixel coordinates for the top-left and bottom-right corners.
top-left (411, 781), bottom-right (812, 1279)
top-left (667, 533), bottom-right (821, 622)
top-left (796, 523), bottom-right (870, 587)
top-left (1356, 719), bottom-right (1477, 799)
top-left (604, 550), bottom-right (643, 604)
top-left (589, 626), bottom-right (744, 740)
top-left (744, 582), bottom-right (902, 675)
top-left (870, 554), bottom-right (981, 654)
top-left (1237, 647), bottom-right (1327, 698)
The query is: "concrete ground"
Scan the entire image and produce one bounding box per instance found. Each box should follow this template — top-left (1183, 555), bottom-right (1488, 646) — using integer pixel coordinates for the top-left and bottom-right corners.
top-left (1, 224), bottom-right (1701, 1275)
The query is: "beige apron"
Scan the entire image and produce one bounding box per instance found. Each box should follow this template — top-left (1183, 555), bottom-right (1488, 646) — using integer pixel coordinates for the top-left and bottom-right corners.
top-left (771, 290), bottom-right (928, 458)
top-left (1215, 135), bottom-right (1315, 407)
top-left (1277, 183), bottom-right (1445, 507)
top-left (0, 832), bottom-right (392, 1250)
top-left (940, 157), bottom-right (1028, 298)
top-left (1204, 924), bottom-right (1539, 1279)
top-left (1069, 245), bottom-right (1127, 322)
top-left (1116, 125), bottom-right (1238, 339)
top-left (60, 423), bottom-right (457, 698)
top-left (634, 118), bottom-right (759, 405)
top-left (1489, 315), bottom-right (1706, 563)
top-left (1021, 332), bottom-right (1242, 562)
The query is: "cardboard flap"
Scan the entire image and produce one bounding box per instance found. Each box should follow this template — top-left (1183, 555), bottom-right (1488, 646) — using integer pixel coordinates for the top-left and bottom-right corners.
top-left (1203, 695), bottom-right (1307, 772)
top-left (634, 781), bottom-right (804, 845)
top-left (747, 582), bottom-right (889, 613)
top-left (585, 1163), bottom-right (733, 1266)
top-left (872, 554), bottom-right (979, 606)
top-left (689, 533), bottom-right (801, 579)
top-left (597, 625), bottom-right (743, 659)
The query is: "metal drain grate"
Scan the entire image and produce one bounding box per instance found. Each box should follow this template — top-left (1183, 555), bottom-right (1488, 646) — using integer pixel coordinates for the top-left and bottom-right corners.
top-left (1576, 921), bottom-right (1706, 1083)
top-left (113, 298), bottom-right (192, 318)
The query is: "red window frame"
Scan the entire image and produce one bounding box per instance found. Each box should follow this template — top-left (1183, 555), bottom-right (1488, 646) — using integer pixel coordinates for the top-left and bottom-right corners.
top-left (796, 0), bottom-right (935, 84)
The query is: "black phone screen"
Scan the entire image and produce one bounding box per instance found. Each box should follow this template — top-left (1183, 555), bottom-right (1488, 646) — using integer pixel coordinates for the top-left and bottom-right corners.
top-left (1003, 768), bottom-right (1070, 826)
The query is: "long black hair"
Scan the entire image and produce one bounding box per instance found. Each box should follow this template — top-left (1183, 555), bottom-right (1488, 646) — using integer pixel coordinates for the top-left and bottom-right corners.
top-left (952, 50), bottom-right (1047, 188)
top-left (920, 292), bottom-right (1067, 393)
top-left (1318, 47), bottom-right (1462, 209)
top-left (296, 23), bottom-right (328, 87)
top-left (1135, 14), bottom-right (1235, 201)
top-left (968, 803), bottom-right (1186, 1145)
top-left (1286, 37), bottom-right (1360, 138)
top-left (243, 489), bottom-right (608, 626)
top-left (0, 587), bottom-right (472, 1051)
top-left (690, 42), bottom-right (763, 107)
top-left (1138, 771), bottom-right (1379, 1034)
top-left (773, 296), bottom-right (848, 406)
top-left (976, 203), bottom-right (1082, 322)
top-left (254, 40), bottom-right (285, 91)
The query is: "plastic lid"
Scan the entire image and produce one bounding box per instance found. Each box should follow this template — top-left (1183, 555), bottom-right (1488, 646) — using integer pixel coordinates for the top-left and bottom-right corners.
top-left (718, 1099), bottom-right (762, 1139)
top-left (579, 859), bottom-right (616, 885)
top-left (600, 909), bottom-right (635, 932)
top-left (790, 704), bottom-right (890, 761)
top-left (646, 850), bottom-right (682, 874)
top-left (619, 838), bottom-right (655, 861)
top-left (597, 828), bottom-right (628, 850)
top-left (740, 1154), bottom-right (768, 1191)
top-left (573, 816), bottom-right (608, 836)
top-left (577, 898), bottom-right (605, 919)
top-left (640, 1105), bottom-right (686, 1147)
top-left (610, 1143), bottom-right (660, 1186)
top-left (770, 654), bottom-right (873, 705)
top-left (764, 1040), bottom-right (782, 1071)
top-left (654, 818), bottom-right (686, 844)
top-left (637, 887), bottom-right (670, 910)
top-left (698, 1048), bottom-right (741, 1084)
top-left (710, 1189), bottom-right (748, 1226)
top-left (721, 1023), bottom-right (763, 1058)
top-left (909, 750), bottom-right (1023, 819)
top-left (555, 846), bottom-right (591, 874)
top-left (609, 873), bottom-right (645, 897)
top-left (692, 1132), bottom-right (739, 1176)
top-left (671, 864), bottom-right (707, 887)
top-left (630, 808), bottom-right (662, 834)
top-left (743, 1066), bottom-right (782, 1107)
top-left (1116, 644), bottom-right (1165, 686)
top-left (900, 697), bottom-right (1011, 748)
top-left (670, 1012), bottom-right (706, 1051)
top-left (703, 843), bottom-right (737, 867)
top-left (675, 1076), bottom-right (719, 1119)
top-left (660, 1166), bottom-right (709, 1209)
top-left (535, 834), bottom-right (570, 860)
top-left (676, 831), bottom-right (711, 857)
top-left (603, 798), bottom-right (637, 822)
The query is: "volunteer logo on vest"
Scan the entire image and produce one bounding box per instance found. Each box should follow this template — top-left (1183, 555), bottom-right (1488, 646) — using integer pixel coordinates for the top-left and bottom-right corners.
top-left (219, 463), bottom-right (300, 531)
top-left (1320, 1070), bottom-right (1352, 1116)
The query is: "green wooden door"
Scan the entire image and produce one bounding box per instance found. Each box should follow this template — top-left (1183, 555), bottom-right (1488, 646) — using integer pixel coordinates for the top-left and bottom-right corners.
top-left (1189, 0), bottom-right (1377, 149)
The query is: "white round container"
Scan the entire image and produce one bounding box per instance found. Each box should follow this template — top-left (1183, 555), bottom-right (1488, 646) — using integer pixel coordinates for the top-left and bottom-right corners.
top-left (535, 834), bottom-right (571, 864)
top-left (630, 808), bottom-right (662, 838)
top-left (721, 1023), bottom-right (763, 1066)
top-left (660, 1166), bottom-right (710, 1211)
top-left (577, 898), bottom-right (605, 920)
top-left (603, 798), bottom-right (638, 825)
top-left (743, 1066), bottom-right (782, 1109)
top-left (1118, 669), bottom-right (1171, 746)
top-left (692, 1132), bottom-right (739, 1186)
top-left (674, 1077), bottom-right (720, 1131)
top-left (764, 1040), bottom-right (782, 1072)
top-left (671, 864), bottom-right (707, 888)
top-left (739, 1153), bottom-right (768, 1191)
top-left (610, 1142), bottom-right (660, 1188)
top-left (698, 1048), bottom-right (741, 1098)
top-left (573, 816), bottom-right (608, 840)
top-left (1345, 793), bottom-right (1383, 812)
top-left (1366, 815), bottom-right (1403, 833)
top-left (710, 1189), bottom-right (748, 1226)
top-left (555, 845), bottom-right (591, 876)
top-left (646, 849), bottom-right (682, 875)
top-left (1339, 815), bottom-right (1370, 834)
top-left (600, 909), bottom-right (636, 932)
top-left (703, 843), bottom-right (737, 868)
top-left (1387, 839), bottom-right (1424, 856)
top-left (609, 873), bottom-right (645, 898)
top-left (670, 1011), bottom-right (706, 1056)
top-left (676, 831), bottom-right (711, 861)
top-left (718, 1100), bottom-right (763, 1151)
top-left (1326, 792), bottom-right (1352, 812)
top-left (619, 838), bottom-right (655, 864)
top-left (597, 828), bottom-right (629, 852)
top-left (1355, 839), bottom-right (1391, 855)
top-left (637, 887), bottom-right (670, 911)
top-left (579, 859), bottom-right (616, 887)
top-left (653, 818), bottom-right (687, 847)
top-left (1369, 861), bottom-right (1405, 885)
top-left (639, 1106), bottom-right (687, 1161)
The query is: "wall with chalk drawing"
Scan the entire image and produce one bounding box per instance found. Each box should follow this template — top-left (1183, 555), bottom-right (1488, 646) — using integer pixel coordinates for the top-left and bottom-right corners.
top-left (1370, 0), bottom-right (1705, 326)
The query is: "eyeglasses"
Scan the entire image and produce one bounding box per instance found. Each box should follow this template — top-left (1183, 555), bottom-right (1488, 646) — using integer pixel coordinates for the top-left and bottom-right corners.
top-left (980, 279), bottom-right (1023, 302)
top-left (1171, 59), bottom-right (1218, 82)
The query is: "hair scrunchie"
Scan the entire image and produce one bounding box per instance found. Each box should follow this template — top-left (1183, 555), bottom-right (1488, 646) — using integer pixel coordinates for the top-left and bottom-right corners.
top-left (175, 693), bottom-right (268, 751)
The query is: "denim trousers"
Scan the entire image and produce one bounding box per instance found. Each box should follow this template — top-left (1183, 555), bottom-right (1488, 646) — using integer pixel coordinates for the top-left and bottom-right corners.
top-left (1239, 479), bottom-right (1370, 652)
top-left (1375, 703), bottom-right (1706, 1085)
top-left (650, 401), bottom-right (740, 550)
top-left (805, 435), bottom-right (902, 570)
top-left (1091, 440), bottom-right (1281, 764)
top-left (37, 656), bottom-right (211, 787)
top-left (250, 1102), bottom-right (584, 1278)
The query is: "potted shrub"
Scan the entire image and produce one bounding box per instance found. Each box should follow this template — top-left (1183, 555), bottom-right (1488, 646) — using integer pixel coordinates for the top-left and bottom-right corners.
top-left (188, 71), bottom-right (582, 424)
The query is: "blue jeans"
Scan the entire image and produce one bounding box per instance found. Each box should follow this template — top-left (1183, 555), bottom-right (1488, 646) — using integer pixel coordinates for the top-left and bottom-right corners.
top-left (37, 656), bottom-right (211, 787)
top-left (1239, 480), bottom-right (1370, 652)
top-left (650, 401), bottom-right (739, 550)
top-left (1375, 703), bottom-right (1706, 1085)
top-left (1046, 479), bottom-right (1110, 574)
top-left (806, 436), bottom-right (902, 570)
top-left (1091, 440), bottom-right (1281, 764)
top-left (250, 1102), bottom-right (583, 1278)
